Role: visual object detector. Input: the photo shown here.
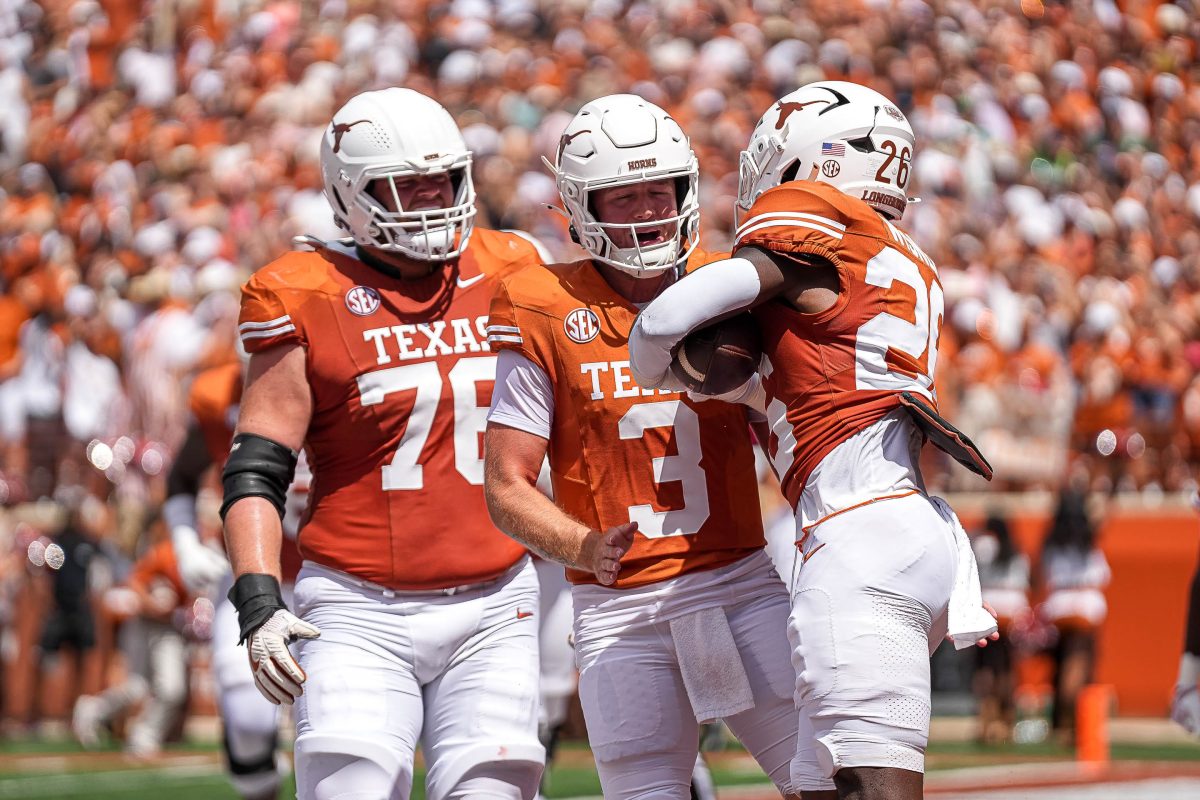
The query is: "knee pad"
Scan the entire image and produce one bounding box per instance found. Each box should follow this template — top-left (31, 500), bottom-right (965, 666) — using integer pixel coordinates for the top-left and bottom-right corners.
top-left (810, 715), bottom-right (927, 776)
top-left (443, 763), bottom-right (541, 800)
top-left (295, 734), bottom-right (411, 800)
top-left (426, 746), bottom-right (544, 800)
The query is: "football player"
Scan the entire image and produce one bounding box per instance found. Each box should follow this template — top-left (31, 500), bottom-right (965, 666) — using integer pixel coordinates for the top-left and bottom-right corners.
top-left (484, 94), bottom-right (806, 800)
top-left (165, 360), bottom-right (306, 799)
top-left (222, 88), bottom-right (548, 800)
top-left (1171, 496), bottom-right (1200, 735)
top-left (627, 81), bottom-right (998, 800)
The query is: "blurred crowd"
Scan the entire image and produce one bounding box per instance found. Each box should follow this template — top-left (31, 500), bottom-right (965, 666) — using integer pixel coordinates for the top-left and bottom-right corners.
top-left (0, 0), bottom-right (1194, 739)
top-left (1, 0), bottom-right (1197, 514)
top-left (3, 0), bottom-right (1200, 501)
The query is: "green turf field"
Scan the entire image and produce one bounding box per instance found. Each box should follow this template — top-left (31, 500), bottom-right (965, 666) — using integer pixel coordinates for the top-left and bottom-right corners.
top-left (0, 739), bottom-right (773, 799)
top-left (2, 736), bottom-right (1199, 799)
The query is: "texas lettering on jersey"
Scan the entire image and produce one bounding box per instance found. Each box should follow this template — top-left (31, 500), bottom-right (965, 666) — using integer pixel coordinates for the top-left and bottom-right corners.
top-left (236, 229), bottom-right (543, 589)
top-left (734, 179), bottom-right (944, 508)
top-left (488, 249), bottom-right (765, 589)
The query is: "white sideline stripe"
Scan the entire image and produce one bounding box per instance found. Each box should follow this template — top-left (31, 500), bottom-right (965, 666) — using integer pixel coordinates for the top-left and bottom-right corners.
top-left (240, 324), bottom-right (296, 341)
top-left (735, 211), bottom-right (846, 236)
top-left (485, 325), bottom-right (521, 334)
top-left (736, 219), bottom-right (844, 245)
top-left (238, 315), bottom-right (291, 331)
top-left (487, 334), bottom-right (524, 344)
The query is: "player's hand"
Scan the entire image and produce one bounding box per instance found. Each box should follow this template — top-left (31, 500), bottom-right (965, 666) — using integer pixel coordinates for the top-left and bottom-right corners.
top-left (247, 609), bottom-right (321, 706)
top-left (686, 372), bottom-right (763, 409)
top-left (946, 600), bottom-right (1002, 648)
top-left (1171, 685), bottom-right (1200, 735)
top-left (174, 532), bottom-right (231, 593)
top-left (969, 599), bottom-right (998, 652)
top-left (978, 600), bottom-right (1002, 646)
top-left (582, 522), bottom-right (637, 586)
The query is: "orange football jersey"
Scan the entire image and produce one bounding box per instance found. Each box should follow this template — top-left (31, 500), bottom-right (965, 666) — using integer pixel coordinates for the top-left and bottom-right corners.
top-left (734, 180), bottom-right (944, 509)
top-left (188, 362), bottom-right (242, 464)
top-left (238, 229), bottom-right (543, 590)
top-left (128, 540), bottom-right (190, 610)
top-left (488, 249), bottom-right (765, 589)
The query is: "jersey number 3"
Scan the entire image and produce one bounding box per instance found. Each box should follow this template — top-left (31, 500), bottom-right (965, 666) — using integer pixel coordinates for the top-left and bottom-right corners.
top-left (356, 357), bottom-right (495, 490)
top-left (618, 400), bottom-right (710, 538)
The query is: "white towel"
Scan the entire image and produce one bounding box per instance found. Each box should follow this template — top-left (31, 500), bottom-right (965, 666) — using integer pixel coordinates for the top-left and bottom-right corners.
top-left (930, 496), bottom-right (999, 650)
top-left (669, 607), bottom-right (755, 723)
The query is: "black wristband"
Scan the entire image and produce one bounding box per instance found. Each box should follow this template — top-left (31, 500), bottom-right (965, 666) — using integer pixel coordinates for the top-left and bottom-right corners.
top-left (228, 573), bottom-right (287, 644)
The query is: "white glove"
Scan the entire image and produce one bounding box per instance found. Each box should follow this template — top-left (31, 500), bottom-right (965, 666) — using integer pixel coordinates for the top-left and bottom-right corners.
top-left (247, 609), bottom-right (321, 706)
top-left (1171, 685), bottom-right (1200, 735)
top-left (172, 526), bottom-right (231, 594)
top-left (686, 372), bottom-right (766, 412)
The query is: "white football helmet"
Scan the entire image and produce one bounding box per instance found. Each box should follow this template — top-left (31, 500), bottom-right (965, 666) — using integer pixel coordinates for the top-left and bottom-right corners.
top-left (737, 81), bottom-right (916, 222)
top-left (320, 88), bottom-right (475, 260)
top-left (554, 94), bottom-right (700, 277)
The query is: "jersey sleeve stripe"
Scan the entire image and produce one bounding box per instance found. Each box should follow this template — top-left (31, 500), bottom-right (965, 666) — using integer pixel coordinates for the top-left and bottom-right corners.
top-left (487, 334), bottom-right (524, 344)
top-left (735, 212), bottom-right (846, 237)
top-left (485, 325), bottom-right (521, 334)
top-left (238, 314), bottom-right (292, 331)
top-left (735, 219), bottom-right (845, 245)
top-left (240, 324), bottom-right (297, 341)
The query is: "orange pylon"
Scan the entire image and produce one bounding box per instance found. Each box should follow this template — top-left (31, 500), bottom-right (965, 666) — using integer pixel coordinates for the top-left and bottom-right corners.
top-left (1076, 683), bottom-right (1113, 763)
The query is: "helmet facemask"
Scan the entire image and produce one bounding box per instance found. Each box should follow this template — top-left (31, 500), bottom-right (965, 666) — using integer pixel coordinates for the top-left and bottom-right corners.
top-left (565, 170), bottom-right (700, 278)
top-left (334, 157), bottom-right (476, 261)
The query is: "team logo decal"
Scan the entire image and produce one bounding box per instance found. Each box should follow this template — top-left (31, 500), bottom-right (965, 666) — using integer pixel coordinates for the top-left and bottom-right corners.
top-left (564, 308), bottom-right (600, 344)
top-left (345, 285), bottom-right (381, 316)
top-left (883, 106), bottom-right (905, 122)
top-left (331, 119), bottom-right (371, 153)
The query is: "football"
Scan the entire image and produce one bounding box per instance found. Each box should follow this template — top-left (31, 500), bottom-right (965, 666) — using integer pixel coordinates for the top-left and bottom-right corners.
top-left (669, 314), bottom-right (763, 396)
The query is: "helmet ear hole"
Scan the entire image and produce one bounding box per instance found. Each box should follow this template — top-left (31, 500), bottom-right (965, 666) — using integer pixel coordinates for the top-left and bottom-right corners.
top-left (846, 136), bottom-right (874, 153)
top-left (779, 160), bottom-right (802, 185)
top-left (673, 176), bottom-right (689, 211)
top-left (331, 190), bottom-right (349, 216)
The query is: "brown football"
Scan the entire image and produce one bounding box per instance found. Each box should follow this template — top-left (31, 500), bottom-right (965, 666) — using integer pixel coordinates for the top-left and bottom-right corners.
top-left (669, 313), bottom-right (763, 396)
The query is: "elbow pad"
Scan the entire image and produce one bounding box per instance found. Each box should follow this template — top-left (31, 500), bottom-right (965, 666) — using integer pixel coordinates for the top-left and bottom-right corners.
top-left (220, 434), bottom-right (298, 521)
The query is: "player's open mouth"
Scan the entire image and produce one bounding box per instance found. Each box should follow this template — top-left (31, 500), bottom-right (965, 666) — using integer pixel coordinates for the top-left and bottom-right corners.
top-left (636, 230), bottom-right (665, 245)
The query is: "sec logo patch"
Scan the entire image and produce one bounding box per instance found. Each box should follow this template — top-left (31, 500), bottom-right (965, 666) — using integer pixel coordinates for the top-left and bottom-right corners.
top-left (564, 307), bottom-right (600, 344)
top-left (345, 286), bottom-right (381, 316)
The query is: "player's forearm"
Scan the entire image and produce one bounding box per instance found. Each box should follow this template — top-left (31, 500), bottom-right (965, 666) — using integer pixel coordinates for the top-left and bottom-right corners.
top-left (629, 257), bottom-right (762, 387)
top-left (486, 470), bottom-right (594, 571)
top-left (223, 497), bottom-right (284, 581)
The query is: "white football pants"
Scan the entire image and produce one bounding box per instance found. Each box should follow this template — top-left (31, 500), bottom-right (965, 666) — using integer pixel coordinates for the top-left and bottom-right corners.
top-left (292, 556), bottom-right (544, 800)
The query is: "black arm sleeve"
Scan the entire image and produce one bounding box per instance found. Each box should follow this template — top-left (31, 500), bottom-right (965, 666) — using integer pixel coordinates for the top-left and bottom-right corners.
top-left (219, 433), bottom-right (298, 521)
